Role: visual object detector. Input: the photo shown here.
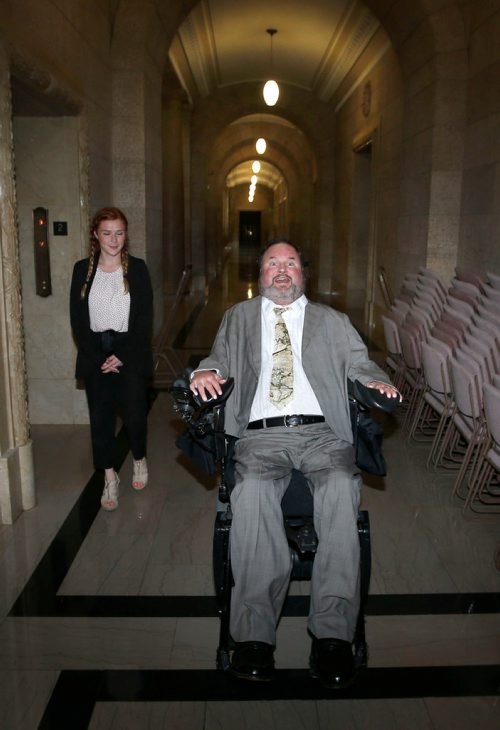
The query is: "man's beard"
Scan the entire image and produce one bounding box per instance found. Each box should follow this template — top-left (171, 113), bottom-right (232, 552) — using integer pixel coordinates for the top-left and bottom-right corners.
top-left (259, 276), bottom-right (305, 304)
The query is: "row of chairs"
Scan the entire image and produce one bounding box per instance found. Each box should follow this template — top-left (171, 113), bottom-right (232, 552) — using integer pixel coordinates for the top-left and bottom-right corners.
top-left (382, 266), bottom-right (500, 514)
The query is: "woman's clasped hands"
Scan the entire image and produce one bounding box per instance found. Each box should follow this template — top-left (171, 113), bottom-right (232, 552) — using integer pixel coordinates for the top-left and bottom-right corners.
top-left (101, 355), bottom-right (123, 374)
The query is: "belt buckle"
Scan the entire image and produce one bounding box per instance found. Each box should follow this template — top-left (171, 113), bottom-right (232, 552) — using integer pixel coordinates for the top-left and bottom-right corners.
top-left (284, 414), bottom-right (300, 427)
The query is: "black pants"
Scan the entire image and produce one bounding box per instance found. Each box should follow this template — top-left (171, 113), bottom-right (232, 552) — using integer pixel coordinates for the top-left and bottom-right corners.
top-left (85, 366), bottom-right (149, 470)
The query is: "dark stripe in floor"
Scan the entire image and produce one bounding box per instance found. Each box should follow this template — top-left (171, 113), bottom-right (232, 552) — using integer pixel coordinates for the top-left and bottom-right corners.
top-left (10, 592), bottom-right (500, 618)
top-left (39, 666), bottom-right (500, 729)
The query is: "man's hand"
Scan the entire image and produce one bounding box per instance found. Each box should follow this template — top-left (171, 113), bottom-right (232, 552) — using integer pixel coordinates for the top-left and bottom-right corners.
top-left (366, 380), bottom-right (401, 401)
top-left (190, 371), bottom-right (227, 402)
top-left (101, 355), bottom-right (123, 374)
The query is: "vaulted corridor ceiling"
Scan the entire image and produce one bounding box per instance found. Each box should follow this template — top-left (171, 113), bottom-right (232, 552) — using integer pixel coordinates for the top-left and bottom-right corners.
top-left (169, 0), bottom-right (388, 102)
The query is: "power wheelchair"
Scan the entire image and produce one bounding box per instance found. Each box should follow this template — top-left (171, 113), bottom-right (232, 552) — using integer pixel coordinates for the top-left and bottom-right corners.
top-left (169, 373), bottom-right (396, 679)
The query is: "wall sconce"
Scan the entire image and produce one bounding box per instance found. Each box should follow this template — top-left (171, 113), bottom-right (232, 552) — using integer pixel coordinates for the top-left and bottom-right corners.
top-left (33, 207), bottom-right (52, 297)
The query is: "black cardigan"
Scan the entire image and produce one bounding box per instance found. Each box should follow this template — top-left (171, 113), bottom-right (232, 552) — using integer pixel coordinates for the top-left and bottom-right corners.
top-left (70, 254), bottom-right (153, 379)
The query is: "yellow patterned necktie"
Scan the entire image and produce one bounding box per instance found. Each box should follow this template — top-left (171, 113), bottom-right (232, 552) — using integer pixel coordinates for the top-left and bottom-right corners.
top-left (269, 307), bottom-right (294, 407)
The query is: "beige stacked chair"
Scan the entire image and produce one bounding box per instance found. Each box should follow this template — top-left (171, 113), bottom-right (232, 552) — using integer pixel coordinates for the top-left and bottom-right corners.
top-left (383, 267), bottom-right (500, 513)
top-left (462, 381), bottom-right (500, 513)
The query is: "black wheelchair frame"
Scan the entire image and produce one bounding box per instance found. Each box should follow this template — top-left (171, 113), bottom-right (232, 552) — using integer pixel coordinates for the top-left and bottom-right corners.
top-left (170, 375), bottom-right (394, 676)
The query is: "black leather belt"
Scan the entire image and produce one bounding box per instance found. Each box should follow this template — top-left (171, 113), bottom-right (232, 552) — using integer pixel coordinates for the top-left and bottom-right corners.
top-left (247, 415), bottom-right (325, 430)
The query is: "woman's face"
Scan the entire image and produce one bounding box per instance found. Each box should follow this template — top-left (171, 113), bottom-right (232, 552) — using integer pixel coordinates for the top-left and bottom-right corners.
top-left (93, 218), bottom-right (127, 259)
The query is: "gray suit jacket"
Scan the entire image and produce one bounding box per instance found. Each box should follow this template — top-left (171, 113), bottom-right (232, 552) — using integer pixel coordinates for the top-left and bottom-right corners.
top-left (197, 296), bottom-right (391, 439)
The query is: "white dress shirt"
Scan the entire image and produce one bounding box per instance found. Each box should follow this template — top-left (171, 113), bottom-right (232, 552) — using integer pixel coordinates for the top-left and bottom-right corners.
top-left (249, 295), bottom-right (323, 421)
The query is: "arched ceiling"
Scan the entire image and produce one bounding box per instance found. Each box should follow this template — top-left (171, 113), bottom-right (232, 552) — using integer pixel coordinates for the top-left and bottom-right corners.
top-left (226, 159), bottom-right (284, 190)
top-left (169, 0), bottom-right (389, 103)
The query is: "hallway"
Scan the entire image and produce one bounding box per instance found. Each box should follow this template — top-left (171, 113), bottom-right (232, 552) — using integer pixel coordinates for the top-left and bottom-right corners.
top-left (1, 253), bottom-right (499, 729)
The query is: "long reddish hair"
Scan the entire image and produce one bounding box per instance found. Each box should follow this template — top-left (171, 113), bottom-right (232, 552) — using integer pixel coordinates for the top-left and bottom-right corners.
top-left (80, 207), bottom-right (129, 299)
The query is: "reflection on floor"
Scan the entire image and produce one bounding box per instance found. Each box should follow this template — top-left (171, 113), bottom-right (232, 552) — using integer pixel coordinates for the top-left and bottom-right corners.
top-left (1, 255), bottom-right (499, 729)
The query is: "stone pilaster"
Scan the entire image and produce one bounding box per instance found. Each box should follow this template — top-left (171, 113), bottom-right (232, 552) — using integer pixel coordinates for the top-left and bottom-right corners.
top-left (0, 45), bottom-right (35, 523)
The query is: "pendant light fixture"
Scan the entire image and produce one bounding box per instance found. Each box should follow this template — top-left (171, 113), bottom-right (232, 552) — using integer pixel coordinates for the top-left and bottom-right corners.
top-left (256, 137), bottom-right (266, 154)
top-left (263, 28), bottom-right (279, 107)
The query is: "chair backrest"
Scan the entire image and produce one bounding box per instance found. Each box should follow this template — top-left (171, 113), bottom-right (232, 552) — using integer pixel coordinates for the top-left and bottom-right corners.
top-left (431, 323), bottom-right (462, 349)
top-left (407, 308), bottom-right (432, 339)
top-left (446, 294), bottom-right (475, 318)
top-left (421, 341), bottom-right (452, 394)
top-left (482, 383), bottom-right (500, 445)
top-left (413, 294), bottom-right (440, 323)
top-left (448, 286), bottom-right (478, 308)
top-left (400, 324), bottom-right (423, 370)
top-left (480, 296), bottom-right (500, 317)
top-left (449, 356), bottom-right (483, 418)
top-left (486, 271), bottom-right (500, 291)
top-left (455, 267), bottom-right (486, 292)
top-left (464, 330), bottom-right (497, 374)
top-left (451, 277), bottom-right (482, 299)
top-left (418, 268), bottom-right (448, 293)
top-left (470, 315), bottom-right (500, 345)
top-left (443, 303), bottom-right (471, 327)
top-left (476, 303), bottom-right (500, 327)
top-left (393, 298), bottom-right (411, 315)
top-left (416, 277), bottom-right (447, 302)
top-left (455, 338), bottom-right (490, 385)
top-left (382, 314), bottom-right (402, 356)
top-left (483, 284), bottom-right (500, 302)
top-left (427, 334), bottom-right (454, 359)
top-left (466, 325), bottom-right (500, 372)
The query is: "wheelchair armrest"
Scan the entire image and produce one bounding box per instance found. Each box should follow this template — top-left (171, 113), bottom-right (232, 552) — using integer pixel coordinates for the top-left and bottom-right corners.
top-left (191, 377), bottom-right (235, 409)
top-left (348, 379), bottom-right (399, 414)
top-left (169, 375), bottom-right (234, 419)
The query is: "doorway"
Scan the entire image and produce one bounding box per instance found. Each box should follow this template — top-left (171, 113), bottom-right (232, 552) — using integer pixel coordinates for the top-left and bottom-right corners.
top-left (238, 211), bottom-right (261, 281)
top-left (239, 211), bottom-right (261, 251)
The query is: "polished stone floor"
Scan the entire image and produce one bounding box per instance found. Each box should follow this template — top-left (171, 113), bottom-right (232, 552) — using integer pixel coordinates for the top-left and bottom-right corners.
top-left (1, 252), bottom-right (499, 729)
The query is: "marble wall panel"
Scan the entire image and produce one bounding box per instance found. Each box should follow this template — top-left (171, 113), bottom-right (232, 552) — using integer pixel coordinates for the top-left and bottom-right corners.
top-left (463, 113), bottom-right (500, 167)
top-left (13, 116), bottom-right (86, 424)
top-left (399, 172), bottom-right (431, 216)
top-left (459, 213), bottom-right (500, 272)
top-left (461, 163), bottom-right (496, 215)
top-left (27, 378), bottom-right (77, 424)
top-left (467, 62), bottom-right (500, 124)
top-left (398, 19), bottom-right (435, 78)
top-left (469, 10), bottom-right (500, 76)
top-left (112, 160), bottom-right (147, 209)
top-left (404, 83), bottom-right (436, 138)
top-left (460, 4), bottom-right (500, 275)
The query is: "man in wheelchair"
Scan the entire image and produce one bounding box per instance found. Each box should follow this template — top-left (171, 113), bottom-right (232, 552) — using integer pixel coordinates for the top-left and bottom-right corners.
top-left (190, 241), bottom-right (399, 688)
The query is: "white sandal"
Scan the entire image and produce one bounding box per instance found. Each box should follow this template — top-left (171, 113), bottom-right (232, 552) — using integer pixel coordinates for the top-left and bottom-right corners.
top-left (101, 473), bottom-right (120, 510)
top-left (132, 458), bottom-right (148, 491)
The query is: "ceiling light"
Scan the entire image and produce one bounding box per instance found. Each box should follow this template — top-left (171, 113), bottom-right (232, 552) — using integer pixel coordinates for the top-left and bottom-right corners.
top-left (251, 175), bottom-right (258, 185)
top-left (252, 161), bottom-right (261, 173)
top-left (256, 138), bottom-right (266, 154)
top-left (263, 29), bottom-right (279, 107)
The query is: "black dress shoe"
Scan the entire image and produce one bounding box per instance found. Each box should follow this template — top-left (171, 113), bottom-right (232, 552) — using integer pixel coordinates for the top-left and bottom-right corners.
top-left (309, 637), bottom-right (356, 688)
top-left (230, 641), bottom-right (275, 682)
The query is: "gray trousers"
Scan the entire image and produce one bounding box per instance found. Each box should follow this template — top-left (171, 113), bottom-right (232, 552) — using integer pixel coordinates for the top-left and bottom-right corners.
top-left (229, 422), bottom-right (362, 645)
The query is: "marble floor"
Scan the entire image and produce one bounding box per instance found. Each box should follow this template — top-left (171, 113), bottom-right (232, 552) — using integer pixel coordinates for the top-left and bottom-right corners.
top-left (1, 252), bottom-right (499, 729)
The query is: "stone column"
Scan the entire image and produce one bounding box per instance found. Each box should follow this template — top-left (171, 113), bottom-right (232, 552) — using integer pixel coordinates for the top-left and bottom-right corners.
top-left (0, 46), bottom-right (35, 523)
top-left (162, 92), bottom-right (187, 296)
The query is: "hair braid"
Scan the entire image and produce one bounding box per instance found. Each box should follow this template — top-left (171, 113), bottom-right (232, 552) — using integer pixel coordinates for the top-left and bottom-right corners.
top-left (121, 241), bottom-right (129, 294)
top-left (80, 240), bottom-right (99, 299)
